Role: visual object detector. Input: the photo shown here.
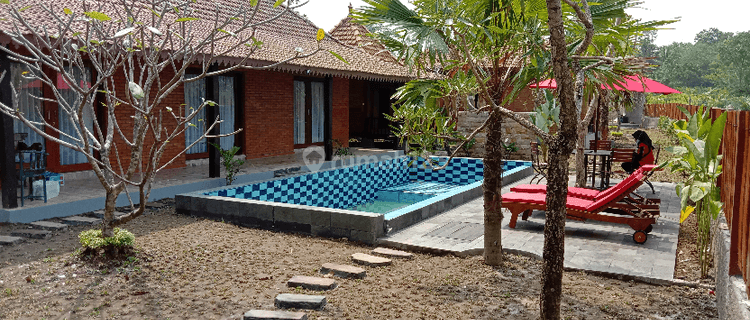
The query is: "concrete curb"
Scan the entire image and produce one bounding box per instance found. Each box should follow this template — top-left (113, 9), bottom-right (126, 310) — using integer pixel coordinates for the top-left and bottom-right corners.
top-left (713, 216), bottom-right (750, 320)
top-left (378, 241), bottom-right (715, 289)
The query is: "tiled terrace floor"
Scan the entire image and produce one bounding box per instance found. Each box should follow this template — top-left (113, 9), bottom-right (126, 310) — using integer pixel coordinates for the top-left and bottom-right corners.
top-left (380, 175), bottom-right (680, 284)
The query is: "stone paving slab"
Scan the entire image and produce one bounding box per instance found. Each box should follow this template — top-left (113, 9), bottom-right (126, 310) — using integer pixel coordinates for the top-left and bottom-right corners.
top-left (243, 310), bottom-right (307, 320)
top-left (0, 235), bottom-right (24, 245)
top-left (145, 202), bottom-right (164, 208)
top-left (379, 175), bottom-right (680, 284)
top-left (11, 229), bottom-right (51, 239)
top-left (274, 293), bottom-right (326, 310)
top-left (351, 253), bottom-right (391, 267)
top-left (29, 221), bottom-right (68, 231)
top-left (91, 210), bottom-right (128, 219)
top-left (61, 216), bottom-right (102, 226)
top-left (287, 276), bottom-right (337, 291)
top-left (372, 247), bottom-right (414, 259)
top-left (320, 263), bottom-right (366, 279)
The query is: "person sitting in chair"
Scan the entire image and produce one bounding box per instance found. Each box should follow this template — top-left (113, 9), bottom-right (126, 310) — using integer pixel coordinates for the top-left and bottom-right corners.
top-left (622, 130), bottom-right (654, 174)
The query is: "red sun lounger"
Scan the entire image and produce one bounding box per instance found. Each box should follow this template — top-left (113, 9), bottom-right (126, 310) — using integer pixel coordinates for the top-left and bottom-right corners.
top-left (510, 164), bottom-right (659, 200)
top-left (502, 170), bottom-right (660, 244)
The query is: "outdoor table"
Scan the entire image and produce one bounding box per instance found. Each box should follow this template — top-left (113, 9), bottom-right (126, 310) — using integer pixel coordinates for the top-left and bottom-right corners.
top-left (583, 149), bottom-right (612, 190)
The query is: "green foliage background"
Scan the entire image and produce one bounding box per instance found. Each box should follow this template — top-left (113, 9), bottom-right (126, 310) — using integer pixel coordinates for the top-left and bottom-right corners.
top-left (642, 28), bottom-right (750, 110)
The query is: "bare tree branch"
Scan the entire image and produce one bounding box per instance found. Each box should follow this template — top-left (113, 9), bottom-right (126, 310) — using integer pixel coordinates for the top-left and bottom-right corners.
top-left (0, 0), bottom-right (327, 237)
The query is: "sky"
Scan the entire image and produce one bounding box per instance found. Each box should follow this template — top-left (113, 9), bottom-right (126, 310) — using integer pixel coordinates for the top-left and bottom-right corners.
top-left (295, 0), bottom-right (750, 47)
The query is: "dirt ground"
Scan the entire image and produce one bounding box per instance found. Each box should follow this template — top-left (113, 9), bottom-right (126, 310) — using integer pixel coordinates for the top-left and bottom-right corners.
top-left (0, 200), bottom-right (716, 320)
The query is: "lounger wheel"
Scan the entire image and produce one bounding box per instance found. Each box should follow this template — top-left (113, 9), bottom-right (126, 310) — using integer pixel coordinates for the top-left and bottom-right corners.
top-left (633, 231), bottom-right (647, 244)
top-left (644, 224), bottom-right (653, 234)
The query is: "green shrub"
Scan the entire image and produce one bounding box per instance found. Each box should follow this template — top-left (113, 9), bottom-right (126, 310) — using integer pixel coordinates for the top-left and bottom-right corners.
top-left (668, 106), bottom-right (727, 278)
top-left (502, 140), bottom-right (518, 153)
top-left (610, 131), bottom-right (623, 137)
top-left (79, 228), bottom-right (135, 250)
top-left (332, 139), bottom-right (354, 157)
top-left (657, 116), bottom-right (679, 143)
top-left (209, 143), bottom-right (245, 186)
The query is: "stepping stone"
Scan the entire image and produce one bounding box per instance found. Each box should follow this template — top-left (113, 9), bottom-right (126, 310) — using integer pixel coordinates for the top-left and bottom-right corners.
top-left (91, 210), bottom-right (127, 219)
top-left (11, 229), bottom-right (51, 239)
top-left (320, 263), bottom-right (366, 279)
top-left (351, 253), bottom-right (392, 267)
top-left (372, 247), bottom-right (414, 260)
top-left (0, 235), bottom-right (24, 246)
top-left (61, 216), bottom-right (101, 226)
top-left (145, 202), bottom-right (163, 208)
top-left (274, 293), bottom-right (326, 310)
top-left (287, 276), bottom-right (337, 291)
top-left (29, 221), bottom-right (68, 231)
top-left (243, 310), bottom-right (307, 320)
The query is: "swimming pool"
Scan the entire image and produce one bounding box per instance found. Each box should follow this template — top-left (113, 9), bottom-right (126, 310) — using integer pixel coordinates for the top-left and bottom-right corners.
top-left (176, 156), bottom-right (531, 244)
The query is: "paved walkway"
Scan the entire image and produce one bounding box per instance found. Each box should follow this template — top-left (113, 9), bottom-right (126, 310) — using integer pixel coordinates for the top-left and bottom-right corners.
top-left (379, 175), bottom-right (680, 284)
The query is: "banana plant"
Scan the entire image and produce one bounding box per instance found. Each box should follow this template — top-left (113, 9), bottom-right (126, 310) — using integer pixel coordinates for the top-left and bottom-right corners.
top-left (529, 89), bottom-right (559, 161)
top-left (667, 105), bottom-right (726, 277)
top-left (668, 105), bottom-right (726, 222)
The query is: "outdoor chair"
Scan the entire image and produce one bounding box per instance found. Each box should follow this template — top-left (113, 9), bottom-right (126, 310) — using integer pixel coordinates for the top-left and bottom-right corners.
top-left (584, 139), bottom-right (613, 186)
top-left (503, 167), bottom-right (660, 244)
top-left (17, 150), bottom-right (48, 206)
top-left (530, 142), bottom-right (547, 184)
top-left (606, 148), bottom-right (637, 180)
top-left (588, 139), bottom-right (613, 151)
top-left (643, 144), bottom-right (660, 194)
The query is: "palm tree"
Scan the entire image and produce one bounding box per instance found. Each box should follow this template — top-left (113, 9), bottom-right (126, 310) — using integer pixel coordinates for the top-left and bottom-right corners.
top-left (355, 0), bottom-right (673, 318)
top-left (357, 0), bottom-right (553, 267)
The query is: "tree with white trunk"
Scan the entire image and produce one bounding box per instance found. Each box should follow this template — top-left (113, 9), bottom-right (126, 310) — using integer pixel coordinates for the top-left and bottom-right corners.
top-left (0, 0), bottom-right (327, 241)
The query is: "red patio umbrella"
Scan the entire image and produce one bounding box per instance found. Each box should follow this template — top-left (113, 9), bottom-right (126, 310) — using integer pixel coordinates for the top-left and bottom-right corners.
top-left (605, 76), bottom-right (681, 94)
top-left (529, 76), bottom-right (680, 143)
top-left (529, 76), bottom-right (681, 94)
top-left (528, 78), bottom-right (557, 89)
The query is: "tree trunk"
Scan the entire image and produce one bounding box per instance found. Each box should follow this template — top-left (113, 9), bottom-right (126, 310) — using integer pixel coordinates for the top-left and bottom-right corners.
top-left (574, 129), bottom-right (587, 188)
top-left (542, 0), bottom-right (579, 318)
top-left (574, 93), bottom-right (598, 188)
top-left (598, 94), bottom-right (609, 140)
top-left (483, 111), bottom-right (504, 266)
top-left (101, 190), bottom-right (119, 238)
top-left (540, 144), bottom-right (571, 320)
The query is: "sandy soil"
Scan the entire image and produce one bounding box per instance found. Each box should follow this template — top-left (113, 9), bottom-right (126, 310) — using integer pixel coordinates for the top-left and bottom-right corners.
top-left (0, 199), bottom-right (716, 320)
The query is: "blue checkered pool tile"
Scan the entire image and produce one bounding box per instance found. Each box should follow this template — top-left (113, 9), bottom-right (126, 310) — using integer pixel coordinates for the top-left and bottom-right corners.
top-left (408, 157), bottom-right (484, 185)
top-left (206, 157), bottom-right (511, 210)
top-left (502, 160), bottom-right (527, 171)
top-left (206, 157), bottom-right (413, 209)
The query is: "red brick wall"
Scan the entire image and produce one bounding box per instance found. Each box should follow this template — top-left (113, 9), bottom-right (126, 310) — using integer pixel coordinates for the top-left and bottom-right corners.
top-left (507, 87), bottom-right (536, 112)
top-left (3, 64), bottom-right (352, 184)
top-left (332, 77), bottom-right (349, 147)
top-left (109, 68), bottom-right (185, 172)
top-left (242, 70), bottom-right (295, 159)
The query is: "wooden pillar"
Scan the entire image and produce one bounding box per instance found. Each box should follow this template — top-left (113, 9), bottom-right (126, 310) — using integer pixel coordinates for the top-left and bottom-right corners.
top-left (324, 76), bottom-right (333, 161)
top-left (205, 68), bottom-right (220, 178)
top-left (0, 50), bottom-right (19, 208)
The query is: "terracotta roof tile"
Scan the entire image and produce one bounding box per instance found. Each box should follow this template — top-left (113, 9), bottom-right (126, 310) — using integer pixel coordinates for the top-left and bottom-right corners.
top-left (329, 15), bottom-right (399, 64)
top-left (0, 0), bottom-right (420, 82)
